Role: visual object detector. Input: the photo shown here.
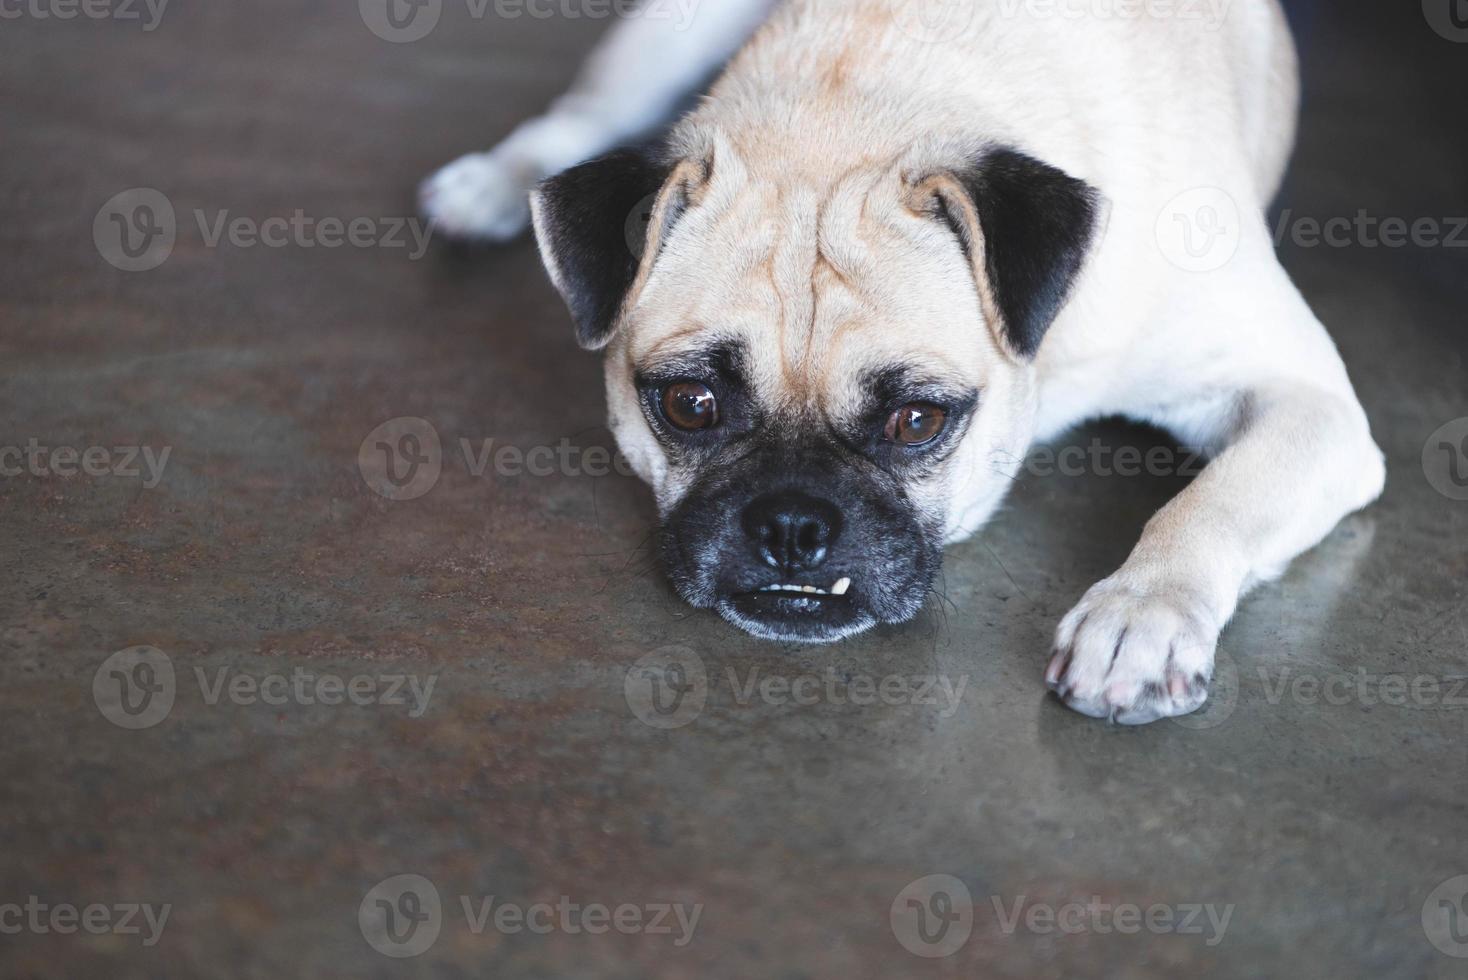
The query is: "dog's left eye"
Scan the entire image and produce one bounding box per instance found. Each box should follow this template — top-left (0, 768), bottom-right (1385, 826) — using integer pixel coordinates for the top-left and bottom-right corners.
top-left (885, 403), bottom-right (947, 446)
top-left (661, 382), bottom-right (719, 431)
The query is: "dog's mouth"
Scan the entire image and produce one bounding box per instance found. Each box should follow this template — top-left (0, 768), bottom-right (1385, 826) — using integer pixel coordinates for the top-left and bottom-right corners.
top-left (753, 577), bottom-right (852, 598)
top-left (716, 576), bottom-right (876, 643)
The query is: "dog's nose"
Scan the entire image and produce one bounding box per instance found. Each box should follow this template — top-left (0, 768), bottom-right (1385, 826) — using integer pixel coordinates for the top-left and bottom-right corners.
top-left (741, 491), bottom-right (842, 573)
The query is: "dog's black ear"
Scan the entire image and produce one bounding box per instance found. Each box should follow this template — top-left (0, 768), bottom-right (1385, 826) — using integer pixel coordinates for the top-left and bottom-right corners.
top-left (929, 148), bottom-right (1101, 360)
top-left (530, 149), bottom-right (687, 350)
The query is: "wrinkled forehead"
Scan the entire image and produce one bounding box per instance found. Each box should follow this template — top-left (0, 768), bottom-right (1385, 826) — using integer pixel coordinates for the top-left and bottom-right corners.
top-left (623, 170), bottom-right (990, 416)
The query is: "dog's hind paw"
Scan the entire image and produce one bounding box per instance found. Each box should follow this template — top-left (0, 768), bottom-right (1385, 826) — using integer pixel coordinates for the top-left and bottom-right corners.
top-left (419, 151), bottom-right (534, 242)
top-left (1045, 574), bottom-right (1221, 725)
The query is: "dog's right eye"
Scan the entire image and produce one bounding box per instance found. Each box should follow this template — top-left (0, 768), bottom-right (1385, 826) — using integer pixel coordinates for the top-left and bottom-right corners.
top-left (661, 382), bottom-right (719, 431)
top-left (885, 403), bottom-right (948, 447)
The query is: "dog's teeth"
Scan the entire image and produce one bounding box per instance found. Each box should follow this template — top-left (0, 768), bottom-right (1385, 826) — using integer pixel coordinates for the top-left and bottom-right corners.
top-left (831, 577), bottom-right (851, 596)
top-left (760, 583), bottom-right (835, 595)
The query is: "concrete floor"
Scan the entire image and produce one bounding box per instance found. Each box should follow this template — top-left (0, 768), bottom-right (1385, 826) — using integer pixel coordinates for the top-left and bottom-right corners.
top-left (2, 2), bottom-right (1465, 978)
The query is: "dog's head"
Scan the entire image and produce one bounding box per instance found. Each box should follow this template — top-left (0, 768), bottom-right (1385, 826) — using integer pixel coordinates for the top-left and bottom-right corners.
top-left (531, 135), bottom-right (1099, 642)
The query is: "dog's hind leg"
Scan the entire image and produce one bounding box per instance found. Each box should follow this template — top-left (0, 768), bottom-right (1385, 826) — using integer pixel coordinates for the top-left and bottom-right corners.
top-left (421, 0), bottom-right (776, 241)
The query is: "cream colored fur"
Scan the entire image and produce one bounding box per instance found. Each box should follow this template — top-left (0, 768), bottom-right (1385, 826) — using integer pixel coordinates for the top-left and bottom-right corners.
top-left (433, 0), bottom-right (1386, 724)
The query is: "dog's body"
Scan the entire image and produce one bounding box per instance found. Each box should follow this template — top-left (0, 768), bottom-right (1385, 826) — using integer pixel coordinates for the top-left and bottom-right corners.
top-left (422, 0), bottom-right (1386, 724)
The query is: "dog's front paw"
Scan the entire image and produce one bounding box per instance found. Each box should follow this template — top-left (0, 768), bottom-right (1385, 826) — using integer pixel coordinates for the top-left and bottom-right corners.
top-left (419, 152), bottom-right (534, 241)
top-left (1045, 575), bottom-right (1221, 725)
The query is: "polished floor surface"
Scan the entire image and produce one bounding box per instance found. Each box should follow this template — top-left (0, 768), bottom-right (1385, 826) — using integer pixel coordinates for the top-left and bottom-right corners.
top-left (1, 2), bottom-right (1465, 977)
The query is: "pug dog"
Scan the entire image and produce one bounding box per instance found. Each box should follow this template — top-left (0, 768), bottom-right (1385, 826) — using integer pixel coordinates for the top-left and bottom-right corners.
top-left (420, 0), bottom-right (1386, 724)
